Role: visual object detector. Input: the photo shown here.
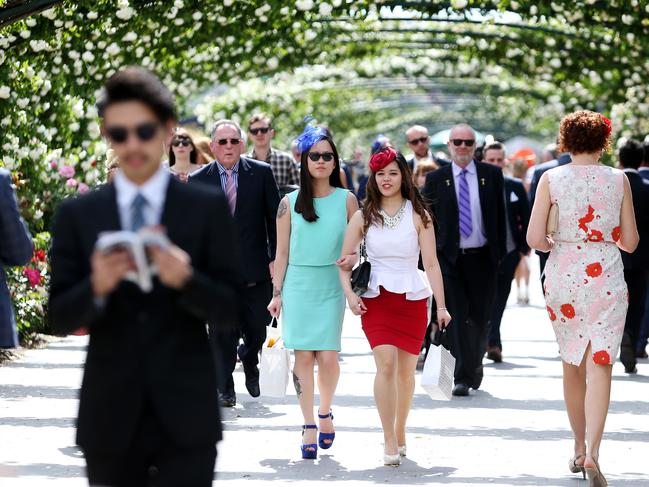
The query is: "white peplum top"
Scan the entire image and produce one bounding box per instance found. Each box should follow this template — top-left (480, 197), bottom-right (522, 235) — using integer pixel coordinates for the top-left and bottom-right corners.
top-left (362, 200), bottom-right (432, 301)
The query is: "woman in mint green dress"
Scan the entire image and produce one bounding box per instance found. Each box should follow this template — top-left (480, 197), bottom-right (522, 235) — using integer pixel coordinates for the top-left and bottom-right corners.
top-left (268, 124), bottom-right (358, 460)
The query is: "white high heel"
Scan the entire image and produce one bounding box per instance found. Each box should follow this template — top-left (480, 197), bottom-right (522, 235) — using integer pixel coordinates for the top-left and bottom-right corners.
top-left (384, 453), bottom-right (401, 466)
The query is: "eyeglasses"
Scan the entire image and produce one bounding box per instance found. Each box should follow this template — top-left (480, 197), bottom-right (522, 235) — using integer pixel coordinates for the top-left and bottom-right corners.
top-left (105, 122), bottom-right (159, 144)
top-left (171, 139), bottom-right (191, 147)
top-left (308, 151), bottom-right (334, 162)
top-left (216, 138), bottom-right (241, 146)
top-left (249, 127), bottom-right (271, 135)
top-left (450, 139), bottom-right (475, 147)
top-left (408, 136), bottom-right (428, 145)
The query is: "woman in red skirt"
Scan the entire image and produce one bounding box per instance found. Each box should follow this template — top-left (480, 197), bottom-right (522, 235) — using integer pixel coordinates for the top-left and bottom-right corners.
top-left (338, 147), bottom-right (451, 466)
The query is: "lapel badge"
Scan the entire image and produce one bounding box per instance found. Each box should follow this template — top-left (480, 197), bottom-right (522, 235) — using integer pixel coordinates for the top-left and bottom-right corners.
top-left (480, 177), bottom-right (486, 186)
top-left (445, 179), bottom-right (451, 187)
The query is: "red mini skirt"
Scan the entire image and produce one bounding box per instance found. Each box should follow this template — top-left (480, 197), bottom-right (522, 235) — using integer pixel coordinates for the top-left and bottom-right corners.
top-left (361, 287), bottom-right (428, 355)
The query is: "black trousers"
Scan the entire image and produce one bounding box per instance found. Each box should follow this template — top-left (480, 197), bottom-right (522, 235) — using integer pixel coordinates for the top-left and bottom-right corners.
top-left (442, 248), bottom-right (498, 388)
top-left (85, 402), bottom-right (216, 487)
top-left (488, 250), bottom-right (521, 350)
top-left (622, 269), bottom-right (649, 364)
top-left (210, 280), bottom-right (272, 392)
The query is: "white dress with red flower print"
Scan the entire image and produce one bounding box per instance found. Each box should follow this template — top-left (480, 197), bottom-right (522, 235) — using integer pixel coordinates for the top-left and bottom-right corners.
top-left (544, 164), bottom-right (628, 366)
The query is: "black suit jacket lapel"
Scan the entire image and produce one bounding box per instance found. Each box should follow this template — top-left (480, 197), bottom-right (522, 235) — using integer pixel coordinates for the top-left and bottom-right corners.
top-left (441, 164), bottom-right (458, 218)
top-left (160, 177), bottom-right (182, 234)
top-left (234, 158), bottom-right (252, 218)
top-left (476, 163), bottom-right (490, 221)
top-left (100, 182), bottom-right (122, 232)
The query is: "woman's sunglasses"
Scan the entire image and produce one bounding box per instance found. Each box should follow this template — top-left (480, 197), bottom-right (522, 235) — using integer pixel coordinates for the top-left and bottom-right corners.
top-left (105, 122), bottom-right (159, 144)
top-left (171, 139), bottom-right (192, 147)
top-left (308, 152), bottom-right (334, 162)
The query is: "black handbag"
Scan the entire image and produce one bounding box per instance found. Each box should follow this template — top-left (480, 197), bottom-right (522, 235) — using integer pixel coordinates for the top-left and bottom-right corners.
top-left (350, 235), bottom-right (371, 296)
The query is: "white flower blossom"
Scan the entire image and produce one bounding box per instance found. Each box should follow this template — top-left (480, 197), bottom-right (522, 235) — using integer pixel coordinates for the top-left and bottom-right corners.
top-left (17, 98), bottom-right (29, 109)
top-left (26, 18), bottom-right (37, 27)
top-left (0, 87), bottom-right (9, 100)
top-left (19, 30), bottom-right (31, 39)
top-left (116, 7), bottom-right (135, 20)
top-left (122, 32), bottom-right (138, 42)
top-left (296, 0), bottom-right (314, 11)
top-left (41, 8), bottom-right (57, 20)
top-left (319, 3), bottom-right (333, 16)
top-left (106, 43), bottom-right (121, 56)
top-left (87, 11), bottom-right (98, 20)
top-left (223, 0), bottom-right (233, 6)
top-left (451, 0), bottom-right (468, 8)
top-left (82, 51), bottom-right (95, 62)
top-left (192, 12), bottom-right (203, 21)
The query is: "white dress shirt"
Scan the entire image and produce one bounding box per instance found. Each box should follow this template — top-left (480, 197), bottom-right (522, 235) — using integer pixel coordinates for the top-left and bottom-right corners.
top-left (113, 165), bottom-right (170, 230)
top-left (452, 160), bottom-right (487, 249)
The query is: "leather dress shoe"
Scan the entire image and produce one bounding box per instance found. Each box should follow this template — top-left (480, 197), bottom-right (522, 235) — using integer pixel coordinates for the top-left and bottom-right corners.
top-left (242, 362), bottom-right (260, 398)
top-left (219, 390), bottom-right (236, 408)
top-left (486, 346), bottom-right (503, 363)
top-left (452, 383), bottom-right (470, 397)
top-left (624, 363), bottom-right (638, 374)
top-left (636, 348), bottom-right (648, 359)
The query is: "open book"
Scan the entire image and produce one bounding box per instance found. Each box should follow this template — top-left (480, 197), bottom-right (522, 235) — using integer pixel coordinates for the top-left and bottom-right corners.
top-left (94, 228), bottom-right (171, 292)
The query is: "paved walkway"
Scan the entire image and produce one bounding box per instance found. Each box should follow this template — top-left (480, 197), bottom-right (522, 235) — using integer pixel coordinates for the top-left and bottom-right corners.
top-left (1, 258), bottom-right (648, 486)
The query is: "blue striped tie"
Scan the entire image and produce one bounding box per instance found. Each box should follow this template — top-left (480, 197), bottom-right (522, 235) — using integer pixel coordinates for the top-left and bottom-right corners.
top-left (130, 193), bottom-right (147, 232)
top-left (458, 169), bottom-right (473, 238)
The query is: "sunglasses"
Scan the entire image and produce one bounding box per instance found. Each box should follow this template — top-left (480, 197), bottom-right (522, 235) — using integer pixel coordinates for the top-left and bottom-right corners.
top-left (216, 138), bottom-right (241, 146)
top-left (308, 151), bottom-right (334, 162)
top-left (105, 122), bottom-right (159, 144)
top-left (249, 127), bottom-right (271, 135)
top-left (450, 139), bottom-right (475, 147)
top-left (408, 136), bottom-right (428, 145)
top-left (171, 139), bottom-right (192, 147)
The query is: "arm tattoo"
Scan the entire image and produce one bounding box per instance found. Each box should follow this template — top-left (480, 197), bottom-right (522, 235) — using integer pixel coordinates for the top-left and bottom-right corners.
top-left (293, 371), bottom-right (302, 397)
top-left (277, 199), bottom-right (288, 219)
top-left (273, 286), bottom-right (281, 297)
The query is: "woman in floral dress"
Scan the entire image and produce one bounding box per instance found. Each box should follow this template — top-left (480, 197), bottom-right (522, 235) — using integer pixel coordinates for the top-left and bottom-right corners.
top-left (527, 110), bottom-right (638, 487)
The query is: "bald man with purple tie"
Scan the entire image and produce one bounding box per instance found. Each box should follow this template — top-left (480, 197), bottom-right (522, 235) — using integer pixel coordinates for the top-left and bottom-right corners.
top-left (422, 124), bottom-right (506, 396)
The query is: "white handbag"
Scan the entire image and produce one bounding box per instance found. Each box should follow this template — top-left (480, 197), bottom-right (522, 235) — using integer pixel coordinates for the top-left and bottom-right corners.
top-left (259, 318), bottom-right (291, 398)
top-left (421, 330), bottom-right (456, 401)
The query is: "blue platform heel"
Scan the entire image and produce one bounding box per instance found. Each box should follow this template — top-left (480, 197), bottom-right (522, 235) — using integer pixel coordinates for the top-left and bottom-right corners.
top-left (318, 410), bottom-right (335, 449)
top-left (301, 424), bottom-right (318, 459)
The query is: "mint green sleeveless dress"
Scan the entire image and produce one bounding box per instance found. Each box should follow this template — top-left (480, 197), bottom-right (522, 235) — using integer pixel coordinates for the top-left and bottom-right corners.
top-left (282, 187), bottom-right (348, 351)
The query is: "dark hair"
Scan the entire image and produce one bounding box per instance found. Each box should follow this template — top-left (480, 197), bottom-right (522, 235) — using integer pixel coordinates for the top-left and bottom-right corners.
top-left (558, 110), bottom-right (611, 154)
top-left (362, 149), bottom-right (432, 233)
top-left (643, 140), bottom-right (649, 165)
top-left (97, 66), bottom-right (176, 123)
top-left (168, 130), bottom-right (197, 167)
top-left (295, 136), bottom-right (343, 222)
top-left (619, 139), bottom-right (644, 170)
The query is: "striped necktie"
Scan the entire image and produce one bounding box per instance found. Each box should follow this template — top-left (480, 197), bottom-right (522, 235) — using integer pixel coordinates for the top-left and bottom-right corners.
top-left (130, 193), bottom-right (147, 232)
top-left (458, 169), bottom-right (473, 238)
top-left (225, 169), bottom-right (237, 216)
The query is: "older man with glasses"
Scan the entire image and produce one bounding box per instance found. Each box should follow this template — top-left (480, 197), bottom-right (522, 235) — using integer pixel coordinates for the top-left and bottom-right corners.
top-left (422, 123), bottom-right (507, 397)
top-left (190, 119), bottom-right (281, 407)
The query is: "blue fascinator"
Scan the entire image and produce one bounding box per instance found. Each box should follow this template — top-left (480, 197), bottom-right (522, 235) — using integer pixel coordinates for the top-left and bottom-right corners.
top-left (296, 117), bottom-right (329, 153)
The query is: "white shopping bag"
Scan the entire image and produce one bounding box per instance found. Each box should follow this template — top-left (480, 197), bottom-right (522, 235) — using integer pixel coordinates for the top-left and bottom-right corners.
top-left (259, 320), bottom-right (291, 398)
top-left (421, 341), bottom-right (456, 401)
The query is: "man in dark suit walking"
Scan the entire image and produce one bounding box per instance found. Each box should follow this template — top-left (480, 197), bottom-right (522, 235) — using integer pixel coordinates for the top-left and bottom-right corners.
top-left (482, 143), bottom-right (530, 363)
top-left (422, 124), bottom-right (506, 396)
top-left (0, 169), bottom-right (33, 349)
top-left (617, 139), bottom-right (649, 373)
top-left (638, 140), bottom-right (649, 358)
top-left (191, 120), bottom-right (281, 407)
top-left (49, 67), bottom-right (239, 486)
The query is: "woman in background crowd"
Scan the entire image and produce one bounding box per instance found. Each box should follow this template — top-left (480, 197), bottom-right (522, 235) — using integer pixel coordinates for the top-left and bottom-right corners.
top-left (168, 129), bottom-right (203, 182)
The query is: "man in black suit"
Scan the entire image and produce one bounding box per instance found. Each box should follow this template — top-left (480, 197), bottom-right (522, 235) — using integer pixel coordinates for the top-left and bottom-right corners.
top-left (422, 124), bottom-right (506, 396)
top-left (529, 152), bottom-right (571, 280)
top-left (482, 143), bottom-right (530, 363)
top-left (191, 120), bottom-right (281, 407)
top-left (49, 67), bottom-right (239, 486)
top-left (617, 139), bottom-right (649, 373)
top-left (638, 140), bottom-right (649, 358)
top-left (405, 124), bottom-right (451, 171)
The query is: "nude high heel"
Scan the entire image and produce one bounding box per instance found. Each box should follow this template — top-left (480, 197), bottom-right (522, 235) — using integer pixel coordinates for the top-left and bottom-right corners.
top-left (584, 457), bottom-right (608, 487)
top-left (569, 454), bottom-right (586, 480)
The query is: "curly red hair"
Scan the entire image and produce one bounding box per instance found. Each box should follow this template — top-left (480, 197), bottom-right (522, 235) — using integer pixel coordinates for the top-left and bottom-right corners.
top-left (557, 110), bottom-right (611, 154)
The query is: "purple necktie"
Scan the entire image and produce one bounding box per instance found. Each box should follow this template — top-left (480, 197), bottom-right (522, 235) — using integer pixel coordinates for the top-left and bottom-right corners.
top-left (458, 169), bottom-right (473, 238)
top-left (225, 169), bottom-right (237, 216)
